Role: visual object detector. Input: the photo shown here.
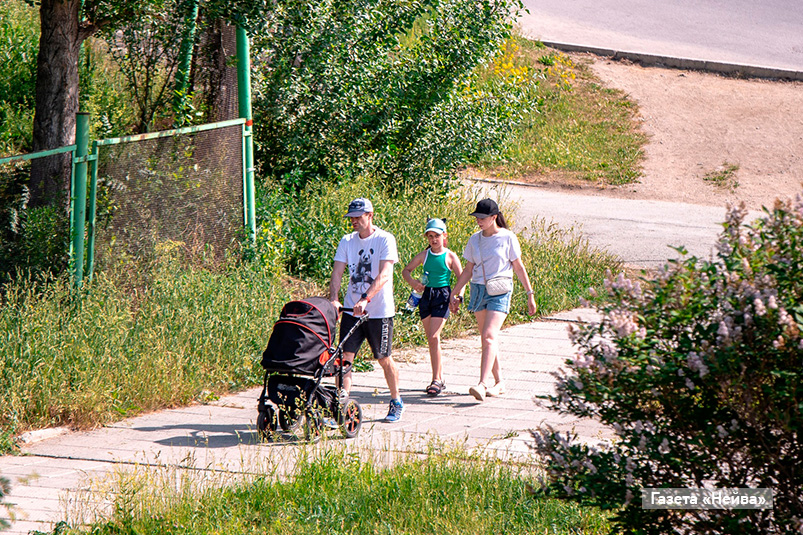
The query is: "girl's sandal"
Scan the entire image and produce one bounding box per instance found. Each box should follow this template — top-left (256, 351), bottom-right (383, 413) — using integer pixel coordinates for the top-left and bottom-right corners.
top-left (426, 380), bottom-right (445, 397)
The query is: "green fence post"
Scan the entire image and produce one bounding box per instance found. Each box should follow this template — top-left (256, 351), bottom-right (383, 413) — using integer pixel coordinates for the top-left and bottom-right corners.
top-left (237, 26), bottom-right (257, 244)
top-left (71, 112), bottom-right (90, 289)
top-left (85, 140), bottom-right (99, 280)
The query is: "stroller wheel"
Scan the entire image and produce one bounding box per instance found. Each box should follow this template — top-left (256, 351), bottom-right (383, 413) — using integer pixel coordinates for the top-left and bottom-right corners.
top-left (279, 409), bottom-right (302, 432)
top-left (340, 399), bottom-right (363, 439)
top-left (304, 409), bottom-right (323, 443)
top-left (257, 405), bottom-right (278, 439)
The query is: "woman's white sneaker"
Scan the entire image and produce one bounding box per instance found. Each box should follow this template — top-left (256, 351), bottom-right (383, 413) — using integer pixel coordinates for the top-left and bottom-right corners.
top-left (486, 381), bottom-right (506, 397)
top-left (469, 383), bottom-right (486, 401)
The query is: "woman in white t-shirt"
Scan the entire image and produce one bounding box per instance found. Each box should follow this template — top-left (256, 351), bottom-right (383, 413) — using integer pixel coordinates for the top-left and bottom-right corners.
top-left (449, 199), bottom-right (537, 402)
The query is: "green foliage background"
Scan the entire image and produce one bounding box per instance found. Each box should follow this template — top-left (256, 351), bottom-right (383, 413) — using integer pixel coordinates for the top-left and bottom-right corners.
top-left (0, 0), bottom-right (38, 154)
top-left (250, 0), bottom-right (530, 191)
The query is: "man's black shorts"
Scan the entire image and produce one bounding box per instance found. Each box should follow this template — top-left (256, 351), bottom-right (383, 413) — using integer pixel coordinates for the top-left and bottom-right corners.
top-left (339, 314), bottom-right (393, 359)
top-left (419, 286), bottom-right (451, 320)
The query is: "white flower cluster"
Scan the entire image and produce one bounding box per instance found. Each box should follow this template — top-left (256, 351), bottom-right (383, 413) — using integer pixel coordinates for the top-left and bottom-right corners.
top-left (686, 351), bottom-right (709, 378)
top-left (602, 271), bottom-right (644, 301)
top-left (716, 202), bottom-right (752, 256)
top-left (608, 309), bottom-right (646, 339)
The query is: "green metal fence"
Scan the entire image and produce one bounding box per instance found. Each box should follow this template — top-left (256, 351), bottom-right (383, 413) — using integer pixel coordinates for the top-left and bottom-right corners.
top-left (1, 117), bottom-right (255, 288)
top-left (84, 118), bottom-right (253, 284)
top-left (1, 27), bottom-right (256, 288)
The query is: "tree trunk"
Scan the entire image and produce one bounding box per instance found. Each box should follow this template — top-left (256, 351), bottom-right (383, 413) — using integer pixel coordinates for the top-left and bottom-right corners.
top-left (29, 0), bottom-right (82, 208)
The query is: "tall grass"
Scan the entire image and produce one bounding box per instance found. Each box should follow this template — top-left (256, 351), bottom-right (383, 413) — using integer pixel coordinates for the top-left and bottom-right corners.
top-left (68, 447), bottom-right (610, 534)
top-left (477, 38), bottom-right (647, 186)
top-left (0, 254), bottom-right (303, 436)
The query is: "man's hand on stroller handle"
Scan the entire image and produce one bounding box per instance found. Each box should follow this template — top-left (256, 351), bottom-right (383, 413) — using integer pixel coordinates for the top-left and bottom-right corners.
top-left (352, 300), bottom-right (368, 316)
top-left (330, 300), bottom-right (368, 317)
top-left (339, 306), bottom-right (368, 317)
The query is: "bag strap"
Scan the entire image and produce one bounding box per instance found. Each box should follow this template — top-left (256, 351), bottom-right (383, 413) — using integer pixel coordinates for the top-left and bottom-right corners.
top-left (478, 234), bottom-right (489, 284)
top-left (478, 232), bottom-right (511, 283)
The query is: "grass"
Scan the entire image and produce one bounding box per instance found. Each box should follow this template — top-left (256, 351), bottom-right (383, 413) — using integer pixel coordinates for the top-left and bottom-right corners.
top-left (0, 258), bottom-right (306, 436)
top-left (476, 37), bottom-right (647, 186)
top-left (61, 446), bottom-right (610, 534)
top-left (703, 161), bottom-right (740, 191)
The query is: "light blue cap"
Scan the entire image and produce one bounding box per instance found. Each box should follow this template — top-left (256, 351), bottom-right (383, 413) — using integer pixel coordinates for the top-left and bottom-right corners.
top-left (424, 218), bottom-right (447, 235)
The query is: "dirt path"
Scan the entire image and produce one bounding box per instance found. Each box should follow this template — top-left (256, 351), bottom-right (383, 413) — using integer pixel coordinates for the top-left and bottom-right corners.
top-left (546, 54), bottom-right (803, 211)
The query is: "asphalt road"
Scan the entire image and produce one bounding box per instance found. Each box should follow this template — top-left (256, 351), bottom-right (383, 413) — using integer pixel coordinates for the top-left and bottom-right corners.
top-left (519, 0), bottom-right (803, 71)
top-left (469, 181), bottom-right (764, 270)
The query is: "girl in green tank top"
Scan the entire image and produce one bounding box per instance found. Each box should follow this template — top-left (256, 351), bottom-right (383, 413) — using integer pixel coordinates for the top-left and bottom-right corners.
top-left (401, 218), bottom-right (463, 397)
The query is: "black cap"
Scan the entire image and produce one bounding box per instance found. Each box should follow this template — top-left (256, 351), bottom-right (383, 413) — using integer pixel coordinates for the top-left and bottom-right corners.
top-left (470, 198), bottom-right (499, 217)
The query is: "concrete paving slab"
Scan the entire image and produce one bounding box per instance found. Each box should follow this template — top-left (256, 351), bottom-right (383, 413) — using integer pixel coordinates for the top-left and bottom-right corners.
top-left (0, 313), bottom-right (611, 534)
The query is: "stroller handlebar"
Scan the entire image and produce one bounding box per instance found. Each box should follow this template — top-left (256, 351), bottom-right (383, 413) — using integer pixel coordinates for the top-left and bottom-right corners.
top-left (337, 308), bottom-right (371, 333)
top-left (338, 307), bottom-right (370, 320)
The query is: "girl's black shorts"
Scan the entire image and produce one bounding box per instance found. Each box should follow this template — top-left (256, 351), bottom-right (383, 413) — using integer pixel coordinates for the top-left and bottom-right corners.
top-left (419, 286), bottom-right (451, 320)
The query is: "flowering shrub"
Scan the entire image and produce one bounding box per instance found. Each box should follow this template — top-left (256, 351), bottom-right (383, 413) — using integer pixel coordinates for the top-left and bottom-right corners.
top-left (0, 476), bottom-right (8, 530)
top-left (532, 196), bottom-right (803, 534)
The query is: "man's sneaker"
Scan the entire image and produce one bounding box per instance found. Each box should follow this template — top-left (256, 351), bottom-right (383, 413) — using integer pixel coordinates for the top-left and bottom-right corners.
top-left (486, 381), bottom-right (506, 397)
top-left (323, 416), bottom-right (339, 429)
top-left (385, 398), bottom-right (404, 422)
top-left (469, 383), bottom-right (486, 402)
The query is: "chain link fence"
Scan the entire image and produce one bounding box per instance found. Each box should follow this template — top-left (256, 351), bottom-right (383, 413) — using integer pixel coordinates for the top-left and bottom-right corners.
top-left (87, 119), bottom-right (247, 278)
top-left (0, 148), bottom-right (75, 281)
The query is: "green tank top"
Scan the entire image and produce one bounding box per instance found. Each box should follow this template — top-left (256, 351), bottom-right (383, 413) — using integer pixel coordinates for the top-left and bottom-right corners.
top-left (423, 249), bottom-right (452, 287)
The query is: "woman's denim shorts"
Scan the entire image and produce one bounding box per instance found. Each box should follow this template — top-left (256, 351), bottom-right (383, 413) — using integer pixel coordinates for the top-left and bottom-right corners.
top-left (467, 282), bottom-right (511, 314)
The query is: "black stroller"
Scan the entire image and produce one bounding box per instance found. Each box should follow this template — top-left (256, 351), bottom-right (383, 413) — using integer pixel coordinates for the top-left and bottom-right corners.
top-left (256, 296), bottom-right (367, 441)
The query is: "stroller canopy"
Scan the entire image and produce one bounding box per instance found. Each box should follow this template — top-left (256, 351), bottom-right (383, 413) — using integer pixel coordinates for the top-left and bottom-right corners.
top-left (261, 296), bottom-right (338, 375)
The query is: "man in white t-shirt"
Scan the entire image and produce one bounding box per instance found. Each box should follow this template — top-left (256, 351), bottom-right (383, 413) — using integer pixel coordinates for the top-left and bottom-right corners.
top-left (329, 198), bottom-right (404, 422)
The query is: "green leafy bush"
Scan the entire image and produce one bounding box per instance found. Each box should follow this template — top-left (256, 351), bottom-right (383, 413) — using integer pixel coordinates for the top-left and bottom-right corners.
top-left (249, 0), bottom-right (530, 191)
top-left (533, 196), bottom-right (803, 533)
top-left (0, 0), bottom-right (39, 154)
top-left (0, 191), bottom-right (70, 285)
top-left (252, 178), bottom-right (469, 282)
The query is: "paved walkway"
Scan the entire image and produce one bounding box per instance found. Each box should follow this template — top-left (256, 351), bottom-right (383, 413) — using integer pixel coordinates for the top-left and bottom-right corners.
top-left (0, 309), bottom-right (608, 534)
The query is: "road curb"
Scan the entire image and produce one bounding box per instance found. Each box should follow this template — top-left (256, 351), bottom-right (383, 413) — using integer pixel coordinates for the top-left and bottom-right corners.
top-left (541, 40), bottom-right (803, 81)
